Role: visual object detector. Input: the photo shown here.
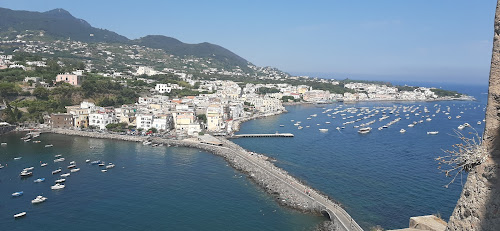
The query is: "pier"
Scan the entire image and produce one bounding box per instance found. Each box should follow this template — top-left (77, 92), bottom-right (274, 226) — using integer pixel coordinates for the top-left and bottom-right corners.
top-left (231, 133), bottom-right (294, 138)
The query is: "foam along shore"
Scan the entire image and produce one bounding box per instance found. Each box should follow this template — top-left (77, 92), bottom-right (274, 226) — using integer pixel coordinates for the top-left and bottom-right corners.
top-left (47, 128), bottom-right (361, 230)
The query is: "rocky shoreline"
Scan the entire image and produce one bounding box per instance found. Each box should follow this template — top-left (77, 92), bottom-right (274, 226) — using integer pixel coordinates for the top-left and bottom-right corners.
top-left (47, 128), bottom-right (342, 230)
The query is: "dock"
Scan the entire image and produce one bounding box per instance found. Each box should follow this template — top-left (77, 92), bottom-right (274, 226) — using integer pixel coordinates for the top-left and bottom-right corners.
top-left (231, 133), bottom-right (294, 138)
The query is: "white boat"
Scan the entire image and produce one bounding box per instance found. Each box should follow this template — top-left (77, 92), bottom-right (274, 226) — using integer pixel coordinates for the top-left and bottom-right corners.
top-left (20, 171), bottom-right (33, 177)
top-left (456, 115), bottom-right (461, 119)
top-left (400, 129), bottom-right (406, 133)
top-left (464, 123), bottom-right (470, 127)
top-left (427, 131), bottom-right (439, 135)
top-left (31, 195), bottom-right (47, 204)
top-left (51, 183), bottom-right (65, 190)
top-left (98, 163), bottom-right (105, 167)
top-left (319, 129), bottom-right (328, 132)
top-left (70, 168), bottom-right (80, 172)
top-left (41, 163), bottom-right (48, 167)
top-left (408, 124), bottom-right (415, 127)
top-left (448, 116), bottom-right (452, 120)
top-left (101, 169), bottom-right (108, 172)
top-left (426, 118), bottom-right (432, 121)
top-left (55, 178), bottom-right (66, 183)
top-left (358, 127), bottom-right (372, 134)
top-left (67, 164), bottom-right (77, 169)
top-left (34, 178), bottom-right (45, 183)
top-left (52, 168), bottom-right (62, 174)
top-left (69, 161), bottom-right (76, 165)
top-left (54, 154), bottom-right (62, 158)
top-left (458, 125), bottom-right (465, 130)
top-left (86, 159), bottom-right (90, 163)
top-left (1, 142), bottom-right (6, 146)
top-left (477, 121), bottom-right (482, 125)
top-left (142, 141), bottom-right (152, 145)
top-left (54, 158), bottom-right (65, 162)
top-left (279, 125), bottom-right (284, 127)
top-left (325, 122), bottom-right (331, 124)
top-left (14, 157), bottom-right (22, 160)
top-left (60, 173), bottom-right (70, 177)
top-left (45, 144), bottom-right (53, 148)
top-left (23, 167), bottom-right (34, 171)
top-left (14, 212), bottom-right (26, 218)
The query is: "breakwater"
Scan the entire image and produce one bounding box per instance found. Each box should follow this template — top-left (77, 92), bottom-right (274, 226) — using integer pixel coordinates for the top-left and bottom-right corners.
top-left (0, 125), bottom-right (15, 135)
top-left (47, 128), bottom-right (361, 231)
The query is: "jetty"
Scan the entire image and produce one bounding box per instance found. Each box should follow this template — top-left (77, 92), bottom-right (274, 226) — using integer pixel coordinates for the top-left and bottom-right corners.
top-left (46, 129), bottom-right (361, 230)
top-left (231, 133), bottom-right (294, 138)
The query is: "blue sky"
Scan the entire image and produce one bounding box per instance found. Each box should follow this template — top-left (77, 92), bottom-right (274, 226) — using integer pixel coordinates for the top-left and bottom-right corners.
top-left (1, 0), bottom-right (497, 84)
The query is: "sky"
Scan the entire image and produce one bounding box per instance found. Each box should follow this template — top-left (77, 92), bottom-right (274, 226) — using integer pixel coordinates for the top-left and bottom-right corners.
top-left (0, 0), bottom-right (497, 85)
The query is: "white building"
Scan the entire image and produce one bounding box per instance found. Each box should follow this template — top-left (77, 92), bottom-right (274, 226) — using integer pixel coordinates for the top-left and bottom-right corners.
top-left (89, 112), bottom-right (117, 130)
top-left (136, 114), bottom-right (154, 130)
top-left (155, 84), bottom-right (172, 94)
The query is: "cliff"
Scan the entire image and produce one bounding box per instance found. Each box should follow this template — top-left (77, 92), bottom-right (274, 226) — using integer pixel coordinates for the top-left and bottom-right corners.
top-left (446, 1), bottom-right (500, 230)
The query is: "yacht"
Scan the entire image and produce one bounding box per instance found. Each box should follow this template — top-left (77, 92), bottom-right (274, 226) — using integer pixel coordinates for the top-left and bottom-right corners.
top-left (358, 127), bottom-right (372, 134)
top-left (463, 123), bottom-right (470, 127)
top-left (67, 164), bottom-right (77, 169)
top-left (45, 144), bottom-right (53, 148)
top-left (23, 167), bottom-right (34, 171)
top-left (51, 183), bottom-right (65, 190)
top-left (14, 212), bottom-right (26, 218)
top-left (54, 154), bottom-right (62, 158)
top-left (427, 131), bottom-right (439, 135)
top-left (319, 128), bottom-right (328, 132)
top-left (101, 169), bottom-right (108, 172)
top-left (52, 168), bottom-right (62, 174)
top-left (70, 168), bottom-right (80, 172)
top-left (426, 118), bottom-right (432, 121)
top-left (448, 116), bottom-right (452, 120)
top-left (31, 196), bottom-right (48, 204)
top-left (55, 178), bottom-right (66, 183)
top-left (41, 163), bottom-right (48, 167)
top-left (69, 161), bottom-right (76, 165)
top-left (86, 159), bottom-right (90, 163)
top-left (400, 129), bottom-right (406, 133)
top-left (279, 125), bottom-right (284, 127)
top-left (33, 178), bottom-right (45, 183)
top-left (458, 125), bottom-right (465, 130)
top-left (408, 124), bottom-right (415, 127)
top-left (54, 158), bottom-right (65, 162)
top-left (14, 157), bottom-right (22, 160)
top-left (98, 163), bottom-right (105, 167)
top-left (91, 160), bottom-right (101, 165)
top-left (0, 142), bottom-right (6, 146)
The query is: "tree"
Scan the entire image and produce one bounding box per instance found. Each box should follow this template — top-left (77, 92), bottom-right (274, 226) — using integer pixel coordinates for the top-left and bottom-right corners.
top-left (33, 86), bottom-right (50, 100)
top-left (147, 127), bottom-right (158, 133)
top-left (197, 114), bottom-right (207, 123)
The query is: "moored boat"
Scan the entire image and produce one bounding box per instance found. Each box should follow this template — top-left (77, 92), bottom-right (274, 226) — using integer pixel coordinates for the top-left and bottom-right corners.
top-left (20, 171), bottom-right (33, 177)
top-left (51, 183), bottom-right (65, 190)
top-left (60, 173), bottom-right (70, 177)
top-left (34, 178), bottom-right (45, 183)
top-left (400, 129), bottom-right (406, 133)
top-left (41, 162), bottom-right (48, 167)
top-left (55, 178), bottom-right (66, 183)
top-left (31, 195), bottom-right (47, 204)
top-left (70, 168), bottom-right (80, 172)
top-left (14, 212), bottom-right (26, 218)
top-left (45, 144), bottom-right (53, 148)
top-left (52, 168), bottom-right (62, 174)
top-left (12, 191), bottom-right (23, 197)
top-left (427, 131), bottom-right (439, 135)
top-left (358, 127), bottom-right (372, 134)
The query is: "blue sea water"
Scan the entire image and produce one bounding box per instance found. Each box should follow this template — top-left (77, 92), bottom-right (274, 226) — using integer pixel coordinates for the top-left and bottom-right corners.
top-left (233, 83), bottom-right (488, 229)
top-left (0, 83), bottom-right (488, 230)
top-left (0, 134), bottom-right (323, 230)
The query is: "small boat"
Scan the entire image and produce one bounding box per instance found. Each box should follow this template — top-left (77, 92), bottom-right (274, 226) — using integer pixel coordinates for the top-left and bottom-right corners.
top-left (20, 171), bottom-right (33, 177)
top-left (23, 167), bottom-right (34, 171)
top-left (142, 141), bottom-right (152, 145)
top-left (458, 125), bottom-right (465, 130)
top-left (448, 116), bottom-right (452, 120)
top-left (325, 122), bottom-right (331, 124)
top-left (464, 123), bottom-right (470, 127)
top-left (31, 195), bottom-right (47, 204)
top-left (101, 169), bottom-right (108, 172)
top-left (51, 183), bottom-right (65, 190)
top-left (86, 159), bottom-right (90, 163)
top-left (91, 161), bottom-right (100, 165)
top-left (14, 157), bottom-right (22, 160)
top-left (70, 168), bottom-right (80, 172)
top-left (426, 118), bottom-right (432, 121)
top-left (41, 163), bottom-right (48, 167)
top-left (14, 212), bottom-right (26, 218)
top-left (60, 173), bottom-right (70, 177)
top-left (55, 154), bottom-right (62, 158)
top-left (319, 129), bottom-right (328, 132)
top-left (98, 163), bottom-right (105, 167)
top-left (279, 125), bottom-right (284, 127)
top-left (12, 191), bottom-right (24, 197)
top-left (427, 131), bottom-right (439, 135)
top-left (54, 158), bottom-right (65, 162)
top-left (0, 142), bottom-right (6, 146)
top-left (34, 178), bottom-right (45, 183)
top-left (45, 144), bottom-right (53, 148)
top-left (23, 139), bottom-right (31, 142)
top-left (400, 129), bottom-right (406, 133)
top-left (69, 161), bottom-right (76, 165)
top-left (106, 163), bottom-right (115, 169)
top-left (358, 127), bottom-right (372, 134)
top-left (67, 164), bottom-right (76, 169)
top-left (55, 178), bottom-right (66, 183)
top-left (52, 169), bottom-right (62, 174)
top-left (32, 140), bottom-right (41, 143)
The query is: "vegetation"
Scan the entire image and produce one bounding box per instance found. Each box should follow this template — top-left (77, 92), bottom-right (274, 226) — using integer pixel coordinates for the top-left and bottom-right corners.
top-left (430, 88), bottom-right (461, 97)
top-left (197, 114), bottom-right (207, 123)
top-left (105, 122), bottom-right (129, 132)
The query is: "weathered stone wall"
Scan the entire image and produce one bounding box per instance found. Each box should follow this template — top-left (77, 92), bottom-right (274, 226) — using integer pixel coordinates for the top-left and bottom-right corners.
top-left (0, 125), bottom-right (15, 135)
top-left (446, 1), bottom-right (500, 230)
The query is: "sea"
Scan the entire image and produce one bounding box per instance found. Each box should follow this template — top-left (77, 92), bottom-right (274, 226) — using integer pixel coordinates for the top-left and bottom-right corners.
top-left (0, 83), bottom-right (488, 230)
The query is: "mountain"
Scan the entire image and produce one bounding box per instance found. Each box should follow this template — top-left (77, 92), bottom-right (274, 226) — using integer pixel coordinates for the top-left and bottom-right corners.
top-left (0, 7), bottom-right (249, 69)
top-left (0, 8), bottom-right (128, 43)
top-left (134, 35), bottom-right (249, 68)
